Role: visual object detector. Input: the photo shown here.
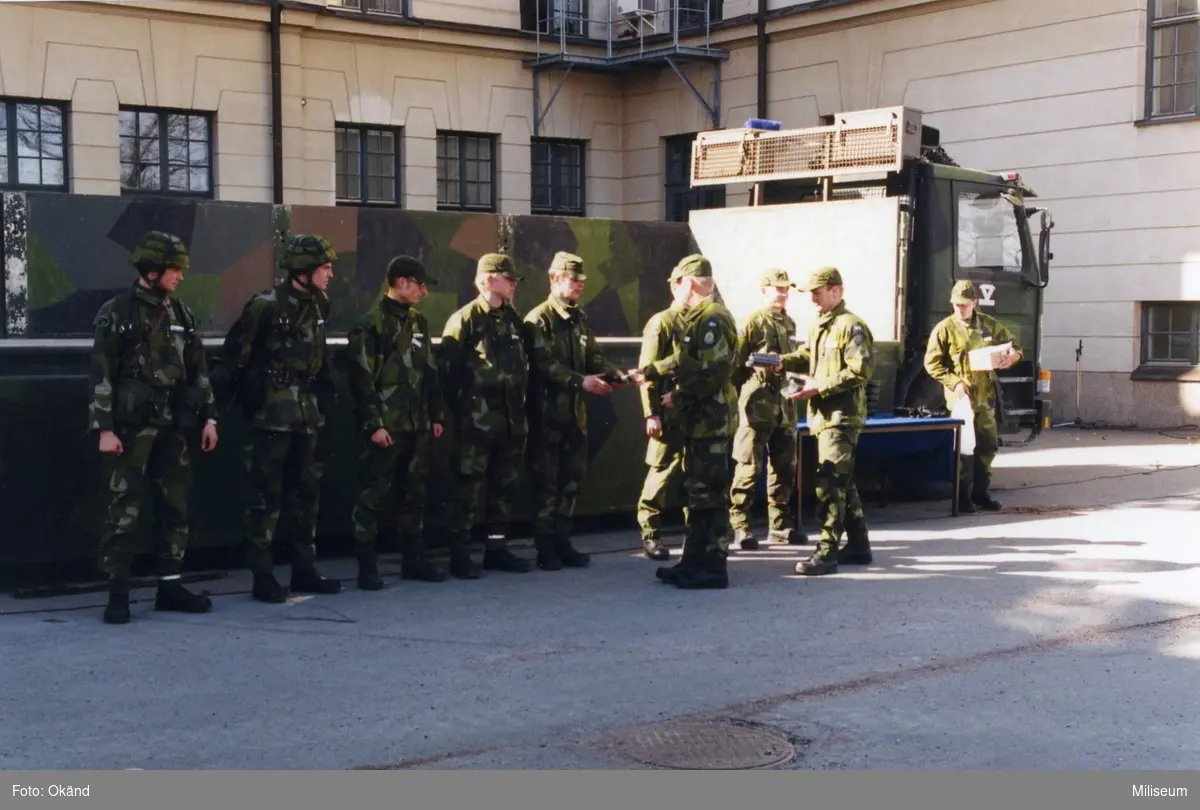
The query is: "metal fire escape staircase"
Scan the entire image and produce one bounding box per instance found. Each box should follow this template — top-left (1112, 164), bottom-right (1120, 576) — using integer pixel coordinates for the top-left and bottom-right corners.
top-left (523, 1), bottom-right (728, 136)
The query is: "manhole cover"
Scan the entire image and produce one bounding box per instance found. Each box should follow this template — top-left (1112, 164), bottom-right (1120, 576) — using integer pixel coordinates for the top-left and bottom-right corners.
top-left (599, 719), bottom-right (795, 770)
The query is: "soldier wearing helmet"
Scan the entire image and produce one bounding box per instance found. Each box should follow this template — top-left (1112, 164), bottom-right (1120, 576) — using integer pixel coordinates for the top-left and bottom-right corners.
top-left (225, 233), bottom-right (342, 603)
top-left (87, 230), bottom-right (219, 624)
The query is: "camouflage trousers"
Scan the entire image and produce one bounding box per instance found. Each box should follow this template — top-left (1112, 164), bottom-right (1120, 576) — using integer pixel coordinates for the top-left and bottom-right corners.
top-left (729, 420), bottom-right (796, 533)
top-left (966, 405), bottom-right (1000, 491)
top-left (527, 427), bottom-right (587, 548)
top-left (97, 426), bottom-right (192, 586)
top-left (243, 429), bottom-right (322, 572)
top-left (813, 426), bottom-right (867, 559)
top-left (352, 430), bottom-right (432, 558)
top-left (637, 438), bottom-right (734, 559)
top-left (446, 433), bottom-right (525, 554)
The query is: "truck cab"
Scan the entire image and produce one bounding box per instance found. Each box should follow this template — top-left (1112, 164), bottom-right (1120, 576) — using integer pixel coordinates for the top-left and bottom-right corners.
top-left (686, 106), bottom-right (1054, 443)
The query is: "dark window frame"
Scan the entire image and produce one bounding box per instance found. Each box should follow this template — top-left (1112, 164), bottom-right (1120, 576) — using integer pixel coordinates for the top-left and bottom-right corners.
top-left (334, 123), bottom-right (402, 207)
top-left (332, 0), bottom-right (408, 15)
top-left (0, 97), bottom-right (69, 192)
top-left (118, 105), bottom-right (214, 199)
top-left (436, 131), bottom-right (497, 213)
top-left (520, 0), bottom-right (588, 36)
top-left (531, 137), bottom-right (585, 216)
top-left (1144, 0), bottom-right (1200, 121)
top-left (664, 132), bottom-right (724, 223)
top-left (1141, 301), bottom-right (1200, 366)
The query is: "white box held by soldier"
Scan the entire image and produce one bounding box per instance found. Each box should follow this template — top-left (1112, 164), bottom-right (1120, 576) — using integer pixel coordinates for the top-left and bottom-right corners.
top-left (967, 342), bottom-right (1011, 371)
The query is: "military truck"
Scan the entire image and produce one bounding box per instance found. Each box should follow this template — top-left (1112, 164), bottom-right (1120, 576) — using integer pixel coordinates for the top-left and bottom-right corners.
top-left (685, 106), bottom-right (1055, 441)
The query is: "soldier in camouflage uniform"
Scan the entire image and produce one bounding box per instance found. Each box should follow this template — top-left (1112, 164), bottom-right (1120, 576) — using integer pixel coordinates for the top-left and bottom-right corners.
top-left (728, 268), bottom-right (804, 550)
top-left (633, 295), bottom-right (686, 562)
top-left (227, 234), bottom-right (343, 602)
top-left (346, 256), bottom-right (449, 590)
top-left (924, 279), bottom-right (1022, 513)
top-left (524, 251), bottom-right (625, 571)
top-left (630, 254), bottom-right (739, 589)
top-left (88, 230), bottom-right (219, 624)
top-left (780, 267), bottom-right (875, 576)
top-left (437, 253), bottom-right (534, 578)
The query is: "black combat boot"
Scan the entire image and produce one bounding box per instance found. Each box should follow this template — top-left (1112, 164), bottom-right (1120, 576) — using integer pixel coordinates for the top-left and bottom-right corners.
top-left (554, 536), bottom-right (590, 568)
top-left (401, 555), bottom-right (448, 583)
top-left (675, 550), bottom-right (729, 589)
top-left (483, 548), bottom-right (532, 573)
top-left (103, 587), bottom-right (131, 624)
top-left (643, 536), bottom-right (671, 561)
top-left (971, 458), bottom-right (1003, 511)
top-left (155, 578), bottom-right (214, 613)
top-left (795, 550), bottom-right (838, 576)
top-left (656, 542), bottom-right (704, 584)
top-left (449, 553), bottom-right (481, 579)
top-left (252, 569), bottom-right (289, 603)
top-left (290, 565), bottom-right (342, 594)
top-left (535, 537), bottom-right (562, 571)
top-left (957, 455), bottom-right (977, 514)
top-left (838, 517), bottom-right (873, 566)
top-left (357, 552), bottom-right (385, 591)
top-left (735, 529), bottom-right (759, 550)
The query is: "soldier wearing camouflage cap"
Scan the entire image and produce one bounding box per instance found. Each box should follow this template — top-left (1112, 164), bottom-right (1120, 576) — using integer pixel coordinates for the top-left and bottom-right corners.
top-left (224, 233), bottom-right (342, 602)
top-left (345, 255), bottom-right (449, 589)
top-left (728, 268), bottom-right (806, 551)
top-left (630, 254), bottom-right (739, 589)
top-left (523, 251), bottom-right (626, 571)
top-left (87, 230), bottom-right (219, 623)
top-left (436, 252), bottom-right (533, 578)
top-left (778, 266), bottom-right (875, 576)
top-left (924, 279), bottom-right (1022, 513)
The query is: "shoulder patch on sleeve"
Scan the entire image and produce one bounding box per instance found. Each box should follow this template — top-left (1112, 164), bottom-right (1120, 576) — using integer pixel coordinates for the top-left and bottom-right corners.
top-left (850, 323), bottom-right (866, 346)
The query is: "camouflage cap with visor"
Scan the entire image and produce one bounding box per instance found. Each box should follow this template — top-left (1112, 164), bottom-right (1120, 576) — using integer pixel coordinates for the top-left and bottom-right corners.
top-left (950, 279), bottom-right (978, 305)
top-left (759, 268), bottom-right (797, 289)
top-left (477, 252), bottom-right (525, 281)
top-left (668, 254), bottom-right (713, 281)
top-left (797, 266), bottom-right (843, 292)
top-left (549, 251), bottom-right (587, 281)
top-left (387, 255), bottom-right (437, 286)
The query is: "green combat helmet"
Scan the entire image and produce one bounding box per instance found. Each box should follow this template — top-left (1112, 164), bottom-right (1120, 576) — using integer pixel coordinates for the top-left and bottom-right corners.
top-left (129, 230), bottom-right (189, 287)
top-left (280, 234), bottom-right (337, 290)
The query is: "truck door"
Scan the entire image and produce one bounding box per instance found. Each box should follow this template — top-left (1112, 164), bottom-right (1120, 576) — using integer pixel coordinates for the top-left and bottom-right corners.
top-left (951, 181), bottom-right (1041, 432)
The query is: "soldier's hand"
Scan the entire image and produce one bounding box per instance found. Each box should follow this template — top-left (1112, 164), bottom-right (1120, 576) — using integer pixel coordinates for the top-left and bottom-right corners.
top-left (371, 428), bottom-right (393, 448)
top-left (628, 369), bottom-right (647, 386)
top-left (788, 378), bottom-right (820, 400)
top-left (99, 430), bottom-right (123, 455)
top-left (432, 423), bottom-right (444, 439)
top-left (954, 382), bottom-right (970, 399)
top-left (645, 416), bottom-right (663, 439)
top-left (661, 392), bottom-right (675, 409)
top-left (200, 423), bottom-right (219, 453)
top-left (582, 375), bottom-right (613, 395)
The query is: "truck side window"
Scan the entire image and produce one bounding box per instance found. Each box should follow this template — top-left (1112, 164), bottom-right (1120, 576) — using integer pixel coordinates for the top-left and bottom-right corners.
top-left (956, 190), bottom-right (1023, 274)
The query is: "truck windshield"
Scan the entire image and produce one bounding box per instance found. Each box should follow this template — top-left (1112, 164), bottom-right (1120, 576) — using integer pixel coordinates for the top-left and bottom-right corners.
top-left (956, 190), bottom-right (1023, 274)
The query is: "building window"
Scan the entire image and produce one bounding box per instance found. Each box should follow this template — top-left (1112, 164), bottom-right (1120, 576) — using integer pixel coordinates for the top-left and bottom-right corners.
top-left (1147, 0), bottom-right (1198, 118)
top-left (437, 132), bottom-right (495, 212)
top-left (119, 108), bottom-right (212, 196)
top-left (335, 125), bottom-right (400, 206)
top-left (0, 99), bottom-right (67, 190)
top-left (664, 132), bottom-right (724, 222)
top-left (331, 0), bottom-right (405, 14)
top-left (678, 0), bottom-right (721, 31)
top-left (1142, 302), bottom-right (1199, 365)
top-left (531, 139), bottom-right (584, 216)
top-left (520, 0), bottom-right (586, 35)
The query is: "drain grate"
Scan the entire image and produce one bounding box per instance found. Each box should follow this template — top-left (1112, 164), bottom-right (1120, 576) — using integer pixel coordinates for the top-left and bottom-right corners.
top-left (598, 719), bottom-right (796, 770)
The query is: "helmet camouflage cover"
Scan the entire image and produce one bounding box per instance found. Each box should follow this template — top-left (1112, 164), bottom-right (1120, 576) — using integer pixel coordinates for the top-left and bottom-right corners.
top-left (281, 234), bottom-right (337, 276)
top-left (129, 230), bottom-right (190, 275)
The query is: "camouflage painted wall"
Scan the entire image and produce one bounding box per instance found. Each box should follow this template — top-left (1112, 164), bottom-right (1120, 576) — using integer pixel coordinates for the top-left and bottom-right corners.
top-left (4, 192), bottom-right (693, 338)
